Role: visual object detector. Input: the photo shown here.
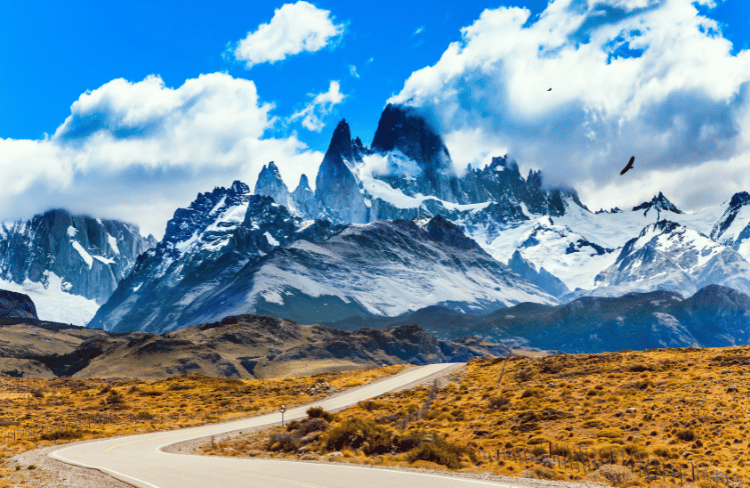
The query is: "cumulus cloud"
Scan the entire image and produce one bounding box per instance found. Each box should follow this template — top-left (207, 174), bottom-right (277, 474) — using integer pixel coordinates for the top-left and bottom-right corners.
top-left (289, 80), bottom-right (345, 131)
top-left (0, 73), bottom-right (323, 238)
top-left (234, 1), bottom-right (345, 69)
top-left (390, 0), bottom-right (750, 211)
top-left (348, 64), bottom-right (360, 78)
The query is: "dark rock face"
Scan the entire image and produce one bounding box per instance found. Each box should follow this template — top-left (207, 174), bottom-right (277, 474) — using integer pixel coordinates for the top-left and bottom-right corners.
top-left (0, 209), bottom-right (154, 304)
top-left (314, 120), bottom-right (368, 223)
top-left (372, 104), bottom-right (451, 168)
top-left (0, 290), bottom-right (37, 319)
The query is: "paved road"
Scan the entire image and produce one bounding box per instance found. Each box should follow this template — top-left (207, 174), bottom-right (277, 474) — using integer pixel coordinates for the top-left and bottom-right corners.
top-left (49, 363), bottom-right (522, 488)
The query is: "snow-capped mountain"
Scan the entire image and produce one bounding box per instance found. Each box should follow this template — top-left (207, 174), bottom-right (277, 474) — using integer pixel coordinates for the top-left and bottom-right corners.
top-left (150, 215), bottom-right (557, 329)
top-left (88, 182), bottom-right (343, 333)
top-left (0, 210), bottom-right (154, 324)
top-left (592, 220), bottom-right (750, 297)
top-left (81, 102), bottom-right (750, 333)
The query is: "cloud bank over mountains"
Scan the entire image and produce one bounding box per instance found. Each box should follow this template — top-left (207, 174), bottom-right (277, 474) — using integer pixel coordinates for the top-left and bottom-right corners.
top-left (390, 0), bottom-right (750, 210)
top-left (2, 0), bottom-right (750, 237)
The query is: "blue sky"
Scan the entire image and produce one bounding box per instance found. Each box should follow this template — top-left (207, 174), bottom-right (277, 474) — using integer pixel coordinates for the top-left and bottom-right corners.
top-left (1, 0), bottom-right (749, 237)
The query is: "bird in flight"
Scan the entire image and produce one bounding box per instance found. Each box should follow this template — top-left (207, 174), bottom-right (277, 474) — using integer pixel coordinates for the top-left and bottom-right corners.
top-left (620, 156), bottom-right (635, 175)
top-left (547, 88), bottom-right (552, 91)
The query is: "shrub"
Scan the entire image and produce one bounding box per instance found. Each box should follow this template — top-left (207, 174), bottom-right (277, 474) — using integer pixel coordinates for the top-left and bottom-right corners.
top-left (324, 418), bottom-right (392, 455)
top-left (267, 432), bottom-right (298, 452)
top-left (582, 418), bottom-right (606, 428)
top-left (521, 467), bottom-right (558, 480)
top-left (135, 411), bottom-right (155, 420)
top-left (528, 436), bottom-right (549, 445)
top-left (521, 388), bottom-right (545, 399)
top-left (598, 428), bottom-right (624, 439)
top-left (298, 418), bottom-right (329, 436)
top-left (306, 407), bottom-right (334, 422)
top-left (597, 464), bottom-right (636, 485)
top-left (361, 400), bottom-right (385, 412)
top-left (651, 445), bottom-right (673, 458)
top-left (406, 436), bottom-right (475, 470)
top-left (40, 428), bottom-right (83, 441)
top-left (676, 429), bottom-right (696, 442)
top-left (488, 396), bottom-right (510, 409)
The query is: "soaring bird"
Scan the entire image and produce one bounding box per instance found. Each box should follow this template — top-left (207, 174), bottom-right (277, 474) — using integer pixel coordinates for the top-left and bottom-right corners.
top-left (620, 156), bottom-right (635, 175)
top-left (547, 88), bottom-right (552, 91)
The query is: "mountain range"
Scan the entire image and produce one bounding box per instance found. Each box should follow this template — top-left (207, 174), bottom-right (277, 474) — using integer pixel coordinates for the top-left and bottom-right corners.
top-left (8, 103), bottom-right (750, 346)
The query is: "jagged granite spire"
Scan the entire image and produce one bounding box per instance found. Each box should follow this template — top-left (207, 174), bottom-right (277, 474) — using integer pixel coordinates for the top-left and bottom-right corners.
top-left (314, 119), bottom-right (368, 223)
top-left (291, 174), bottom-right (320, 219)
top-left (254, 161), bottom-right (293, 211)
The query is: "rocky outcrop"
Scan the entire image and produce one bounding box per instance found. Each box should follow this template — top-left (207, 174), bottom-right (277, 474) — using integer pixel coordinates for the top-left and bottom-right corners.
top-left (0, 290), bottom-right (37, 320)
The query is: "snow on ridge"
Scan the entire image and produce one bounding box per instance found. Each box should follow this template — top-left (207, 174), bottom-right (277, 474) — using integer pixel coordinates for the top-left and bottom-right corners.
top-left (93, 255), bottom-right (115, 265)
top-left (264, 232), bottom-right (280, 247)
top-left (66, 226), bottom-right (77, 237)
top-left (0, 274), bottom-right (99, 325)
top-left (107, 234), bottom-right (120, 255)
top-left (71, 241), bottom-right (93, 269)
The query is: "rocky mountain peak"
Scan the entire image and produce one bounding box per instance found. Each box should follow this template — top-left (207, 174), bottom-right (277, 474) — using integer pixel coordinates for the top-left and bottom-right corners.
top-left (424, 215), bottom-right (481, 251)
top-left (371, 104), bottom-right (451, 168)
top-left (326, 119), bottom-right (355, 163)
top-left (314, 119), bottom-right (368, 223)
top-left (254, 161), bottom-right (292, 210)
top-left (729, 191), bottom-right (750, 209)
top-left (633, 192), bottom-right (683, 219)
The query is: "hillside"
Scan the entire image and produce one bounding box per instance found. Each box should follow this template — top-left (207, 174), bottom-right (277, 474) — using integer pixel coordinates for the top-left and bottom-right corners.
top-left (0, 314), bottom-right (512, 380)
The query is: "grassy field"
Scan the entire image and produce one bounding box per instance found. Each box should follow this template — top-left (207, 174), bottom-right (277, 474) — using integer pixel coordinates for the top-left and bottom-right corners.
top-left (200, 346), bottom-right (750, 487)
top-left (0, 364), bottom-right (406, 486)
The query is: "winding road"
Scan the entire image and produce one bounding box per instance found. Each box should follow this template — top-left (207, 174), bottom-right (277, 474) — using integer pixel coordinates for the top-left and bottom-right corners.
top-left (48, 363), bottom-right (522, 488)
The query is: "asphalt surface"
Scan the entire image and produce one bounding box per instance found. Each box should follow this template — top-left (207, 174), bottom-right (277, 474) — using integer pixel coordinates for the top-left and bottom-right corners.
top-left (48, 363), bottom-right (525, 488)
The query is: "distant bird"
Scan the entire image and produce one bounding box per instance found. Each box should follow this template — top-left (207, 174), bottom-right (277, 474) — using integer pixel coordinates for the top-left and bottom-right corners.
top-left (547, 88), bottom-right (552, 91)
top-left (620, 156), bottom-right (635, 175)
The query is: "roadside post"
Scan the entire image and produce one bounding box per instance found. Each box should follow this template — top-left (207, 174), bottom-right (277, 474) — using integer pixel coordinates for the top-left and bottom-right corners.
top-left (279, 405), bottom-right (286, 427)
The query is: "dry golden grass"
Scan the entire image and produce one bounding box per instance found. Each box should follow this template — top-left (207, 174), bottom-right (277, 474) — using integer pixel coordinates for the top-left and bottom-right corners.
top-left (0, 364), bottom-right (406, 483)
top-left (203, 347), bottom-right (750, 487)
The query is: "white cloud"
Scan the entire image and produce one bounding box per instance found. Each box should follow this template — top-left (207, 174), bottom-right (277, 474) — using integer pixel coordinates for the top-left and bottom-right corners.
top-left (289, 80), bottom-right (345, 131)
top-left (413, 26), bottom-right (425, 37)
top-left (0, 73), bottom-right (323, 238)
top-left (390, 0), bottom-right (750, 211)
top-left (234, 1), bottom-right (345, 69)
top-left (348, 64), bottom-right (360, 78)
